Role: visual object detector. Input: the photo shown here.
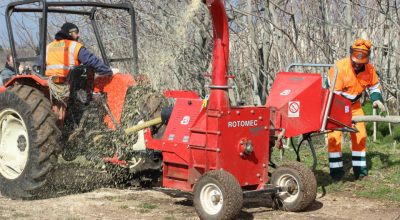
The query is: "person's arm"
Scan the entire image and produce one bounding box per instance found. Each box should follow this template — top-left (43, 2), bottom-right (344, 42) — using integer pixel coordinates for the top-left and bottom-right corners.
top-left (367, 66), bottom-right (385, 111)
top-left (1, 69), bottom-right (16, 84)
top-left (78, 47), bottom-right (112, 75)
top-left (367, 66), bottom-right (383, 102)
top-left (328, 66), bottom-right (344, 92)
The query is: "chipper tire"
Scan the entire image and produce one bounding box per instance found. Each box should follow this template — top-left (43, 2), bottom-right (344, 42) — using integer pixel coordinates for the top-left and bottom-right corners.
top-left (270, 161), bottom-right (317, 211)
top-left (194, 170), bottom-right (243, 220)
top-left (0, 85), bottom-right (60, 198)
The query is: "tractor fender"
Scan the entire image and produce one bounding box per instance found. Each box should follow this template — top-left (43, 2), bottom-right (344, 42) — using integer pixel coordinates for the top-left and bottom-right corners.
top-left (94, 73), bottom-right (136, 129)
top-left (3, 75), bottom-right (49, 92)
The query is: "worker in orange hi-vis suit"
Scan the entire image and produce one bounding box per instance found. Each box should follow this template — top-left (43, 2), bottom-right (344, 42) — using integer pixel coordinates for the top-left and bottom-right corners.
top-left (327, 38), bottom-right (385, 180)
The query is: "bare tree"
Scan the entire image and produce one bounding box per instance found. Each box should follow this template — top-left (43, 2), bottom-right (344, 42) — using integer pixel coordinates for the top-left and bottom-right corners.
top-left (3, 0), bottom-right (400, 114)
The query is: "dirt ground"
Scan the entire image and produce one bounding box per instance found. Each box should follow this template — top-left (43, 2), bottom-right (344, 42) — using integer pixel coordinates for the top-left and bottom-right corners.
top-left (0, 163), bottom-right (399, 220)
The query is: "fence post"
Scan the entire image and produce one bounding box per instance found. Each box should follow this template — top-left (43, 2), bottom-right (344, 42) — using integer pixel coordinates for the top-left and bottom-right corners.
top-left (373, 108), bottom-right (377, 142)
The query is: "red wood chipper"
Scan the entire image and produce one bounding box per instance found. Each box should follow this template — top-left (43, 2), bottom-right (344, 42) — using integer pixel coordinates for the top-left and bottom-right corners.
top-left (0, 0), bottom-right (356, 219)
top-left (136, 0), bottom-right (354, 219)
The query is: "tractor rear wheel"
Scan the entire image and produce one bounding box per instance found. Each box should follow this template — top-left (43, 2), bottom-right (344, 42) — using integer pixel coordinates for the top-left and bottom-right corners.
top-left (194, 170), bottom-right (243, 220)
top-left (270, 161), bottom-right (317, 211)
top-left (0, 85), bottom-right (60, 198)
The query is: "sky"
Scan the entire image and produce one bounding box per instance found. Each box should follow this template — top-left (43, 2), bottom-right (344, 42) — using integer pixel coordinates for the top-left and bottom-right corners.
top-left (0, 1), bottom-right (10, 47)
top-left (0, 0), bottom-right (39, 48)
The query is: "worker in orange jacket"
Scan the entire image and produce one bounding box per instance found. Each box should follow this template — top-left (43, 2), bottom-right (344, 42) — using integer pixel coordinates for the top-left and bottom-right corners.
top-left (327, 38), bottom-right (385, 180)
top-left (46, 22), bottom-right (112, 124)
top-left (46, 22), bottom-right (112, 78)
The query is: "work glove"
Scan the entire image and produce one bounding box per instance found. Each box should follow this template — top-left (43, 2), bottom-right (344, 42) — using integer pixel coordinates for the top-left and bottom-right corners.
top-left (372, 100), bottom-right (386, 112)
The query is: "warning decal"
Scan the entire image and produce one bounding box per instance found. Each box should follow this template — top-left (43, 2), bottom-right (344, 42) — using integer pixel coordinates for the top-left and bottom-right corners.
top-left (288, 101), bottom-right (300, 117)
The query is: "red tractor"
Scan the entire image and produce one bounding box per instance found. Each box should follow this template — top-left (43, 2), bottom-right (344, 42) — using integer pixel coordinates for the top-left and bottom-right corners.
top-left (0, 0), bottom-right (156, 198)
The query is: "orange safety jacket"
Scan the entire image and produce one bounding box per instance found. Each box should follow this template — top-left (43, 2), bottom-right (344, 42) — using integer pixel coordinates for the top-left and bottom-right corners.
top-left (328, 57), bottom-right (381, 103)
top-left (45, 39), bottom-right (83, 77)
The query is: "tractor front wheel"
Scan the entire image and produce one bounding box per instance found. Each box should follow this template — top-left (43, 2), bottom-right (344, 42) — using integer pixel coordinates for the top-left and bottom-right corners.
top-left (193, 170), bottom-right (243, 220)
top-left (0, 85), bottom-right (60, 198)
top-left (270, 161), bottom-right (317, 211)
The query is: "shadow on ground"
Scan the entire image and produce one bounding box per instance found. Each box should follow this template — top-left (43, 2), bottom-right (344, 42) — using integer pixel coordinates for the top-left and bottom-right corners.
top-left (157, 187), bottom-right (323, 219)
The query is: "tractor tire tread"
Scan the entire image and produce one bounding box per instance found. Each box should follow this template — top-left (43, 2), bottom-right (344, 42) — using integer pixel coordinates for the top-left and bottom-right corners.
top-left (0, 85), bottom-right (61, 198)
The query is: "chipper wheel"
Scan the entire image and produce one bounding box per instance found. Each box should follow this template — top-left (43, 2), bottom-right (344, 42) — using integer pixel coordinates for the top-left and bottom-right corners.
top-left (0, 85), bottom-right (61, 198)
top-left (270, 161), bottom-right (317, 211)
top-left (194, 170), bottom-right (243, 220)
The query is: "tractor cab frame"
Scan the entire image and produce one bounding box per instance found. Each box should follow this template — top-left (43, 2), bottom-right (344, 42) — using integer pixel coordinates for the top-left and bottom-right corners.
top-left (5, 0), bottom-right (139, 76)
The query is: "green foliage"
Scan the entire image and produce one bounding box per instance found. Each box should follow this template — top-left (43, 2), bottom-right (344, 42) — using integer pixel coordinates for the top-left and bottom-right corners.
top-left (362, 101), bottom-right (373, 115)
top-left (392, 126), bottom-right (400, 142)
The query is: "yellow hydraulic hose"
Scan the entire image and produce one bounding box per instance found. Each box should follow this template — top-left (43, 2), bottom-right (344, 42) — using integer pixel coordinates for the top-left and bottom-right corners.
top-left (93, 117), bottom-right (163, 143)
top-left (124, 117), bottom-right (163, 135)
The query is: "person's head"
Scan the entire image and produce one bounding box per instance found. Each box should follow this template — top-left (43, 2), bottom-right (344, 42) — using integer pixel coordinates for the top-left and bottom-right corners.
top-left (5, 54), bottom-right (20, 72)
top-left (350, 38), bottom-right (372, 71)
top-left (61, 22), bottom-right (80, 41)
top-left (6, 54), bottom-right (13, 66)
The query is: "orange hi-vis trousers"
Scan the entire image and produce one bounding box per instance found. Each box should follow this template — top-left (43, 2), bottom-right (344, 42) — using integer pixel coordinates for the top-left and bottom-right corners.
top-left (327, 101), bottom-right (368, 179)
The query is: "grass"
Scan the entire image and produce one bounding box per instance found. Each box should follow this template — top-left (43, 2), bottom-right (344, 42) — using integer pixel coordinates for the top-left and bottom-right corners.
top-left (119, 205), bottom-right (129, 209)
top-left (104, 196), bottom-right (122, 202)
top-left (65, 217), bottom-right (83, 220)
top-left (139, 203), bottom-right (158, 213)
top-left (272, 132), bottom-right (400, 202)
top-left (12, 213), bottom-right (31, 218)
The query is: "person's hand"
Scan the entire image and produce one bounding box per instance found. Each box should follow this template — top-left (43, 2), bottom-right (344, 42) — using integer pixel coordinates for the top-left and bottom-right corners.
top-left (373, 100), bottom-right (386, 112)
top-left (95, 73), bottom-right (112, 79)
top-left (111, 68), bottom-right (119, 74)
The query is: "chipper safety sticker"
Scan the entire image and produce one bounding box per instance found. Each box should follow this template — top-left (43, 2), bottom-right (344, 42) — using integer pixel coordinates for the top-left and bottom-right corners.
top-left (288, 101), bottom-right (300, 117)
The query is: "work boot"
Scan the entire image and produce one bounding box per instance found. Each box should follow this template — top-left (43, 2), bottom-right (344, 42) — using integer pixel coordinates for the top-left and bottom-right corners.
top-left (353, 166), bottom-right (368, 180)
top-left (331, 174), bottom-right (344, 182)
top-left (330, 167), bottom-right (345, 182)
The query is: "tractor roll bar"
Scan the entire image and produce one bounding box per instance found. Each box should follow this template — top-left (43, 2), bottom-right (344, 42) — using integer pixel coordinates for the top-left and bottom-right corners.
top-left (6, 0), bottom-right (138, 75)
top-left (285, 63), bottom-right (339, 132)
